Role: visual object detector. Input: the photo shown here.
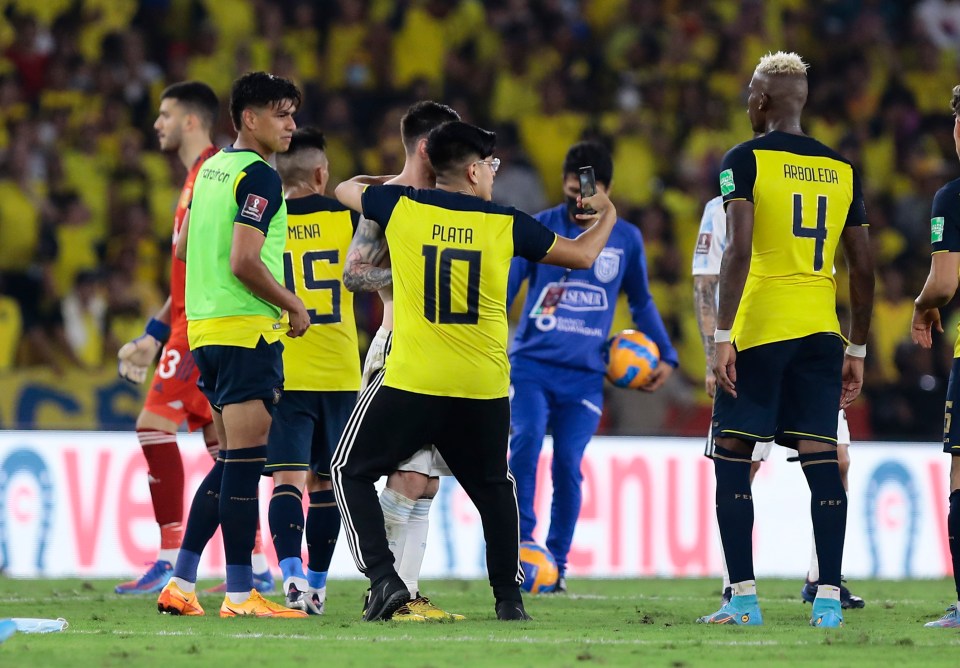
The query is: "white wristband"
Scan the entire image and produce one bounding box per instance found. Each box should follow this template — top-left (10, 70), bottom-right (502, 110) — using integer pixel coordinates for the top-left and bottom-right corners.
top-left (845, 343), bottom-right (866, 358)
top-left (714, 329), bottom-right (732, 343)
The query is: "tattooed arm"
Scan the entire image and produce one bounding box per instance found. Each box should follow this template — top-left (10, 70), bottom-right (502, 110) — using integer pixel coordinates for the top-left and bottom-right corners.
top-left (343, 215), bottom-right (392, 292)
top-left (693, 273), bottom-right (720, 397)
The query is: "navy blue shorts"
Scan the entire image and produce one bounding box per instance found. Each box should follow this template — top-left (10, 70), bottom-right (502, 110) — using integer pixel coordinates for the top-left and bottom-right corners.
top-left (943, 358), bottom-right (960, 455)
top-left (193, 337), bottom-right (284, 413)
top-left (712, 333), bottom-right (843, 447)
top-left (265, 390), bottom-right (357, 477)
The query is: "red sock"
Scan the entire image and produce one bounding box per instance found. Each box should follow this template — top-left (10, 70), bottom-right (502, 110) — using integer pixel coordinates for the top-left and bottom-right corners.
top-left (205, 438), bottom-right (219, 460)
top-left (138, 429), bottom-right (184, 529)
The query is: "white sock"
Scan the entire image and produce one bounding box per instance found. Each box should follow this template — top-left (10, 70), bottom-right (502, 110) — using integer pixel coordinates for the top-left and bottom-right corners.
top-left (284, 576), bottom-right (308, 594)
top-left (398, 498), bottom-right (432, 597)
top-left (251, 552), bottom-right (270, 574)
top-left (226, 590), bottom-right (251, 604)
top-left (731, 580), bottom-right (756, 597)
top-left (158, 548), bottom-right (178, 565)
top-left (310, 586), bottom-right (327, 604)
top-left (170, 576), bottom-right (195, 593)
top-left (808, 530), bottom-right (820, 582)
top-left (380, 488), bottom-right (416, 568)
top-left (816, 584), bottom-right (840, 601)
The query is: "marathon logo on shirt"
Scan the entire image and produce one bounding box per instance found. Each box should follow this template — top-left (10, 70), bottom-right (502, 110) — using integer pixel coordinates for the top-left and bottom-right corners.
top-left (241, 194), bottom-right (269, 222)
top-left (719, 169), bottom-right (735, 196)
top-left (695, 232), bottom-right (712, 255)
top-left (932, 216), bottom-right (945, 243)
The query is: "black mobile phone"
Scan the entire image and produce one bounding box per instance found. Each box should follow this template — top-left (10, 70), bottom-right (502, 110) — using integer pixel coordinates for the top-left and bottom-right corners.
top-left (579, 166), bottom-right (596, 214)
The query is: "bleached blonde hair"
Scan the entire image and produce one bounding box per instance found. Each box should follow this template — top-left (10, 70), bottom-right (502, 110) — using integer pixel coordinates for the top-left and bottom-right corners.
top-left (755, 51), bottom-right (809, 75)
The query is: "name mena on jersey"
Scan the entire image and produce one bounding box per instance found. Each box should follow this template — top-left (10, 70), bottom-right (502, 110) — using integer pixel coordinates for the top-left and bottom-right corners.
top-left (603, 329), bottom-right (660, 389)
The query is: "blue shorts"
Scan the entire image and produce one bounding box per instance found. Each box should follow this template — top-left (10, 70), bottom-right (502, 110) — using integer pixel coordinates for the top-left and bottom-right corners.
top-left (265, 390), bottom-right (357, 478)
top-left (944, 358), bottom-right (960, 455)
top-left (712, 333), bottom-right (843, 447)
top-left (193, 337), bottom-right (284, 413)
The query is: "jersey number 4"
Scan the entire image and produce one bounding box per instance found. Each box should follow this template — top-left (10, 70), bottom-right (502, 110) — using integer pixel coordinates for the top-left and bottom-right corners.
top-left (422, 245), bottom-right (480, 324)
top-left (283, 250), bottom-right (341, 324)
top-left (792, 193), bottom-right (827, 272)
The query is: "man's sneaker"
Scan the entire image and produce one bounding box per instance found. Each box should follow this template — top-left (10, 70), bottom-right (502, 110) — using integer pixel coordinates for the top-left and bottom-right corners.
top-left (361, 575), bottom-right (410, 621)
top-left (116, 560), bottom-right (173, 594)
top-left (390, 604), bottom-right (427, 621)
top-left (801, 578), bottom-right (865, 609)
top-left (204, 570), bottom-right (275, 594)
top-left (696, 594), bottom-right (763, 625)
top-left (157, 581), bottom-right (205, 616)
top-left (924, 604), bottom-right (960, 628)
top-left (220, 590), bottom-right (308, 618)
top-left (554, 575), bottom-right (567, 594)
top-left (286, 584), bottom-right (323, 615)
top-left (721, 586), bottom-right (733, 605)
top-left (810, 598), bottom-right (844, 628)
top-left (407, 595), bottom-right (465, 621)
top-left (496, 599), bottom-right (533, 621)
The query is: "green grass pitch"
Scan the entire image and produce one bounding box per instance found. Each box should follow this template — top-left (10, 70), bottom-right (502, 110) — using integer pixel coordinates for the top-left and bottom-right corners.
top-left (1, 577), bottom-right (958, 667)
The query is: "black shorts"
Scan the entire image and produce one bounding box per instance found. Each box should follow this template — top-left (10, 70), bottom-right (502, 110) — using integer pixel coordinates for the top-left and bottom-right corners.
top-left (944, 358), bottom-right (960, 455)
top-left (712, 333), bottom-right (843, 447)
top-left (265, 390), bottom-right (357, 477)
top-left (193, 336), bottom-right (284, 413)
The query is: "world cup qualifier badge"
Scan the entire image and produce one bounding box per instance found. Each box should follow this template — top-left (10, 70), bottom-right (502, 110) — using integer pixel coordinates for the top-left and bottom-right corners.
top-left (932, 217), bottom-right (944, 243)
top-left (719, 169), bottom-right (735, 196)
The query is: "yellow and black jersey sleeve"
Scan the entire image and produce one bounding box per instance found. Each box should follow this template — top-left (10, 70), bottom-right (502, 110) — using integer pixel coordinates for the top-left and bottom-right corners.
top-left (931, 177), bottom-right (960, 254)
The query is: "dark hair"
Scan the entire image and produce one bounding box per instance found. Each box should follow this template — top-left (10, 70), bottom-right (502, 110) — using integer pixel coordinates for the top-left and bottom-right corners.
top-left (160, 81), bottom-right (219, 130)
top-left (425, 121), bottom-right (496, 176)
top-left (229, 71), bottom-right (302, 130)
top-left (401, 101), bottom-right (460, 152)
top-left (952, 85), bottom-right (960, 116)
top-left (276, 126), bottom-right (326, 182)
top-left (286, 126), bottom-right (326, 155)
top-left (563, 140), bottom-right (613, 187)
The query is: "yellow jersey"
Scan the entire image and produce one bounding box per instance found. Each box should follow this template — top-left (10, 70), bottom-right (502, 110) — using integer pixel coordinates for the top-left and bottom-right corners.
top-left (361, 185), bottom-right (557, 399)
top-left (719, 131), bottom-right (867, 350)
top-left (281, 194), bottom-right (361, 391)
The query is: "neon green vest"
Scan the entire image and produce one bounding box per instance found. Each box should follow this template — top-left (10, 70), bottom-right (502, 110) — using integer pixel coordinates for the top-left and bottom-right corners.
top-left (185, 149), bottom-right (287, 321)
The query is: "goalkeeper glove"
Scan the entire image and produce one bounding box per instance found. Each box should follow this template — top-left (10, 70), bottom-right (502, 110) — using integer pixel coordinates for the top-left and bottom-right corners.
top-left (117, 318), bottom-right (169, 384)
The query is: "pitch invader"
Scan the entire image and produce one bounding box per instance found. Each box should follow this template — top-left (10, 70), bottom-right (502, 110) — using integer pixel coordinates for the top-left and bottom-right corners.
top-left (700, 52), bottom-right (873, 629)
top-left (693, 194), bottom-right (864, 610)
top-left (114, 82), bottom-right (271, 595)
top-left (910, 84), bottom-right (960, 629)
top-left (263, 127), bottom-right (361, 615)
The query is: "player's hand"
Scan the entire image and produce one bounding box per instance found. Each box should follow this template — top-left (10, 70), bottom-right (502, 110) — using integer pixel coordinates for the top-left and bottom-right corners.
top-left (704, 369), bottom-right (717, 398)
top-left (575, 191), bottom-right (614, 221)
top-left (712, 342), bottom-right (737, 398)
top-left (287, 299), bottom-right (311, 338)
top-left (840, 355), bottom-right (864, 407)
top-left (117, 334), bottom-right (162, 384)
top-left (911, 304), bottom-right (942, 349)
top-left (639, 361), bottom-right (672, 392)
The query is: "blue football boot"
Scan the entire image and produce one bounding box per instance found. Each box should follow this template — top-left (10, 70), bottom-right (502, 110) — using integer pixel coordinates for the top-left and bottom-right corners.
top-left (697, 594), bottom-right (763, 625)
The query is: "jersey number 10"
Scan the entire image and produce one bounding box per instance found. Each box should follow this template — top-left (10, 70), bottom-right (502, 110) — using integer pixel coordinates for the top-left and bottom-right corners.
top-left (422, 245), bottom-right (481, 324)
top-left (792, 193), bottom-right (827, 272)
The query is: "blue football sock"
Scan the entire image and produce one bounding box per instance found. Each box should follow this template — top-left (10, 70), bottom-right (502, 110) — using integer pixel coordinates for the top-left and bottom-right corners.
top-left (713, 445), bottom-right (755, 585)
top-left (799, 450), bottom-right (846, 589)
top-left (279, 557), bottom-right (304, 585)
top-left (306, 489), bottom-right (340, 574)
top-left (174, 452), bottom-right (225, 582)
top-left (269, 484), bottom-right (305, 562)
top-left (219, 446), bottom-right (267, 593)
top-left (307, 568), bottom-right (328, 590)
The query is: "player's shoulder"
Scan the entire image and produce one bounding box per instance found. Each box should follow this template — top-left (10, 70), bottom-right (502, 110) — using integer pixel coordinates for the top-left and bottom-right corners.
top-left (285, 193), bottom-right (351, 216)
top-left (934, 176), bottom-right (960, 203)
top-left (752, 131), bottom-right (854, 168)
top-left (412, 188), bottom-right (522, 217)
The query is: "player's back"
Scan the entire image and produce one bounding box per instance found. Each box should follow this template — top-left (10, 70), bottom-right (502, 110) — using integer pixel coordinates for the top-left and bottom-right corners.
top-left (282, 193), bottom-right (361, 391)
top-left (719, 131), bottom-right (866, 350)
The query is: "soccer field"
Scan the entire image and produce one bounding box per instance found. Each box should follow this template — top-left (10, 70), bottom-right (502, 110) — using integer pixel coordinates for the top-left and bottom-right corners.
top-left (1, 577), bottom-right (957, 667)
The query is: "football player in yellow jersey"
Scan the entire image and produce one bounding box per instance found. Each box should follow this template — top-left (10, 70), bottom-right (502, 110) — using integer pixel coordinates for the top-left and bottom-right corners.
top-left (331, 121), bottom-right (618, 622)
top-left (911, 84), bottom-right (960, 629)
top-left (343, 101), bottom-right (464, 621)
top-left (700, 52), bottom-right (874, 629)
top-left (259, 127), bottom-right (361, 615)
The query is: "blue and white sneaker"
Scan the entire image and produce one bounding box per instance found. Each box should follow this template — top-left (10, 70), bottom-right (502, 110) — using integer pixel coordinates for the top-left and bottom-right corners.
top-left (697, 594), bottom-right (763, 625)
top-left (810, 598), bottom-right (844, 628)
top-left (924, 605), bottom-right (960, 628)
top-left (115, 560), bottom-right (173, 594)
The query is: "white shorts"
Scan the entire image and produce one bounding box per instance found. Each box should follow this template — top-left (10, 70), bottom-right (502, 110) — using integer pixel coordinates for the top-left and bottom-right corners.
top-left (704, 410), bottom-right (848, 460)
top-left (362, 326), bottom-right (451, 476)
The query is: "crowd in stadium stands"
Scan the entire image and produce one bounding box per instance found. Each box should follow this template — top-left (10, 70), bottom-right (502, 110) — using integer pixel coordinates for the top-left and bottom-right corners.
top-left (0, 0), bottom-right (955, 439)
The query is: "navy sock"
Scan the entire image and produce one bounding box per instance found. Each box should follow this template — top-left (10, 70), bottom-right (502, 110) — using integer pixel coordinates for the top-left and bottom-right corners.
top-left (306, 489), bottom-right (341, 573)
top-left (713, 445), bottom-right (755, 585)
top-left (220, 446), bottom-right (267, 593)
top-left (800, 449), bottom-right (846, 589)
top-left (950, 490), bottom-right (960, 600)
top-left (176, 452), bottom-right (225, 579)
top-left (269, 484), bottom-right (304, 562)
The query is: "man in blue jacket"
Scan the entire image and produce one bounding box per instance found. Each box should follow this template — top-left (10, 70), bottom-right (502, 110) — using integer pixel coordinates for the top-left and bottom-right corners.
top-left (507, 141), bottom-right (678, 592)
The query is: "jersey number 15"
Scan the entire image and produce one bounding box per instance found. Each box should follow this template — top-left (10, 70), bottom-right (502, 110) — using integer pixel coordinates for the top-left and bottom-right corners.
top-left (283, 250), bottom-right (341, 324)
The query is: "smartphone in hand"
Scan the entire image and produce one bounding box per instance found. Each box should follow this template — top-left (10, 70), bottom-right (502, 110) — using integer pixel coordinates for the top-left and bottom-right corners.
top-left (579, 166), bottom-right (597, 215)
